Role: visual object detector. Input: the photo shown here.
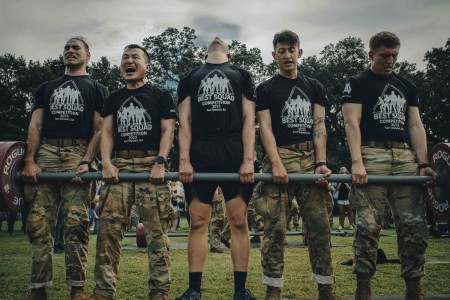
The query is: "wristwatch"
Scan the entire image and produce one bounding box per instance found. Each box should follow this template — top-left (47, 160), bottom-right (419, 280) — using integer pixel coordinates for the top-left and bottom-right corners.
top-left (156, 155), bottom-right (166, 165)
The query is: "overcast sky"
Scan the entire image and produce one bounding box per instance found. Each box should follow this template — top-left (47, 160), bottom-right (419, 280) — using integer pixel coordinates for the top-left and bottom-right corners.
top-left (1, 0), bottom-right (449, 70)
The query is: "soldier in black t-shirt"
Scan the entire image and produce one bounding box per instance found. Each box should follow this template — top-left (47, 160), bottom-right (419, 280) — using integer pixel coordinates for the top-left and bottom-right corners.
top-left (341, 31), bottom-right (437, 300)
top-left (253, 30), bottom-right (341, 300)
top-left (21, 37), bottom-right (109, 300)
top-left (87, 44), bottom-right (176, 300)
top-left (176, 37), bottom-right (256, 300)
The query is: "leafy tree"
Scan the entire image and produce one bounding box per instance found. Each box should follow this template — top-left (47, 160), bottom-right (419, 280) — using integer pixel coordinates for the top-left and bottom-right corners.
top-left (142, 27), bottom-right (203, 88)
top-left (89, 56), bottom-right (122, 92)
top-left (299, 37), bottom-right (368, 170)
top-left (0, 54), bottom-right (29, 141)
top-left (421, 39), bottom-right (450, 143)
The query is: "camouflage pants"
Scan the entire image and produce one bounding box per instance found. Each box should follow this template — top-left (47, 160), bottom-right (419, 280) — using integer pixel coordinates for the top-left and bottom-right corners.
top-left (350, 146), bottom-right (428, 278)
top-left (253, 147), bottom-right (334, 287)
top-left (209, 194), bottom-right (225, 249)
top-left (24, 143), bottom-right (90, 289)
top-left (92, 157), bottom-right (174, 299)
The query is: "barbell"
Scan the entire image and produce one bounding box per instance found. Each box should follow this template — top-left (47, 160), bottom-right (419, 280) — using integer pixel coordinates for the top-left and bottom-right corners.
top-left (0, 141), bottom-right (449, 219)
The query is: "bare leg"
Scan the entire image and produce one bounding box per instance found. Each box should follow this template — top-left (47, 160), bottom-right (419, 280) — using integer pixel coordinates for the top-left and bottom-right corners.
top-left (226, 196), bottom-right (250, 271)
top-left (187, 199), bottom-right (212, 272)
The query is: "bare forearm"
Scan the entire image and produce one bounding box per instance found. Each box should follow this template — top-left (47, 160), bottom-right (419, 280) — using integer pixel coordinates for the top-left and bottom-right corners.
top-left (100, 131), bottom-right (114, 165)
top-left (313, 120), bottom-right (327, 162)
top-left (179, 123), bottom-right (192, 162)
top-left (242, 121), bottom-right (255, 163)
top-left (159, 127), bottom-right (174, 158)
top-left (260, 127), bottom-right (281, 164)
top-left (83, 131), bottom-right (101, 163)
top-left (345, 121), bottom-right (363, 164)
top-left (25, 126), bottom-right (42, 163)
top-left (409, 124), bottom-right (429, 164)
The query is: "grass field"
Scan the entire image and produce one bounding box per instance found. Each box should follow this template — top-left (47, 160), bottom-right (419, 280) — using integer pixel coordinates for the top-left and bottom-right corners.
top-left (1, 217), bottom-right (449, 300)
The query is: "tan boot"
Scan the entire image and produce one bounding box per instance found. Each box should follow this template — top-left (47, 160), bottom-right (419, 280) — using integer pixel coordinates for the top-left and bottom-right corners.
top-left (71, 287), bottom-right (87, 300)
top-left (265, 286), bottom-right (281, 300)
top-left (405, 277), bottom-right (424, 300)
top-left (355, 274), bottom-right (371, 300)
top-left (25, 288), bottom-right (47, 300)
top-left (318, 284), bottom-right (342, 300)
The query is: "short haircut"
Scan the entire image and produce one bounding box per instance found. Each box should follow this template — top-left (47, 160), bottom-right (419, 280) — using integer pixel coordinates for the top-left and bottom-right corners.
top-left (272, 30), bottom-right (300, 49)
top-left (123, 44), bottom-right (150, 62)
top-left (369, 31), bottom-right (401, 51)
top-left (67, 36), bottom-right (89, 51)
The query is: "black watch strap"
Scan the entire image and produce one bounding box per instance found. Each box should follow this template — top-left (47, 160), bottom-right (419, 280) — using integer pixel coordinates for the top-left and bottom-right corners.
top-left (156, 155), bottom-right (166, 164)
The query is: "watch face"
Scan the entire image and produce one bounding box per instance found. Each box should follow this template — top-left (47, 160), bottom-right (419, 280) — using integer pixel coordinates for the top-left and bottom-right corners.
top-left (157, 156), bottom-right (166, 164)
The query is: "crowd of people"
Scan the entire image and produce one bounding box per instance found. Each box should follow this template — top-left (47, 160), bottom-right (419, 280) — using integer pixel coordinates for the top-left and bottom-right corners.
top-left (15, 30), bottom-right (438, 300)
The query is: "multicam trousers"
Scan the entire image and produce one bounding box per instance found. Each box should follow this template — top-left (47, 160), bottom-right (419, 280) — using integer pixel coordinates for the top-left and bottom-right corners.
top-left (253, 147), bottom-right (334, 287)
top-left (24, 143), bottom-right (90, 289)
top-left (92, 157), bottom-right (174, 299)
top-left (350, 146), bottom-right (428, 278)
top-left (209, 188), bottom-right (225, 249)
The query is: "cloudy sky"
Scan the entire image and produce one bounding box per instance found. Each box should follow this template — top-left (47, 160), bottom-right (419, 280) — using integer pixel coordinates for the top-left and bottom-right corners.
top-left (1, 0), bottom-right (449, 70)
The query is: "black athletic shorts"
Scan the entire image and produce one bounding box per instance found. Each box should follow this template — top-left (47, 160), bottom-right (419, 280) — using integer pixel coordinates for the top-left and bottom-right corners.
top-left (184, 134), bottom-right (252, 205)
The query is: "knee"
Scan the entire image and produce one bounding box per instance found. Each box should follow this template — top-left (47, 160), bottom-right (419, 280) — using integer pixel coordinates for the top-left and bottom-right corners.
top-left (229, 213), bottom-right (248, 232)
top-left (189, 213), bottom-right (209, 231)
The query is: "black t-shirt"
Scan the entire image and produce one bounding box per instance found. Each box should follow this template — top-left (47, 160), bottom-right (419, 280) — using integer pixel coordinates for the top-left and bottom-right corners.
top-left (341, 70), bottom-right (420, 141)
top-left (337, 183), bottom-right (350, 200)
top-left (256, 74), bottom-right (329, 146)
top-left (177, 62), bottom-right (255, 137)
top-left (32, 75), bottom-right (108, 139)
top-left (102, 84), bottom-right (176, 151)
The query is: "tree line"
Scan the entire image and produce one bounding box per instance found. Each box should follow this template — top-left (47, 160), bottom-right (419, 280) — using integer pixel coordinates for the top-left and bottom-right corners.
top-left (1, 27), bottom-right (449, 171)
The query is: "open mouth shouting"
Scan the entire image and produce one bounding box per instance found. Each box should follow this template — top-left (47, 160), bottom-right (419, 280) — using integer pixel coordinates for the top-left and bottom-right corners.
top-left (125, 66), bottom-right (136, 75)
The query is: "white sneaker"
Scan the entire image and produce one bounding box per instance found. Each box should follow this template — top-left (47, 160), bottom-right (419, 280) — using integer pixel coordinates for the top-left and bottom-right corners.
top-left (338, 225), bottom-right (344, 231)
top-left (349, 225), bottom-right (354, 230)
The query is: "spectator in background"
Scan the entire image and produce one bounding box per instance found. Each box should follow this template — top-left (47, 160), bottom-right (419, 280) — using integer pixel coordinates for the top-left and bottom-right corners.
top-left (335, 167), bottom-right (354, 231)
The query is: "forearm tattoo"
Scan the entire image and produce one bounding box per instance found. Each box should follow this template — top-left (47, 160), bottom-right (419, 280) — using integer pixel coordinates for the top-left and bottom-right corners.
top-left (313, 116), bottom-right (324, 124)
top-left (313, 128), bottom-right (326, 139)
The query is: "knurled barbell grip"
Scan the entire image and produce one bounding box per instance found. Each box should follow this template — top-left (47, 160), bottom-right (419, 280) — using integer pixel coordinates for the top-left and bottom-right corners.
top-left (28, 172), bottom-right (443, 186)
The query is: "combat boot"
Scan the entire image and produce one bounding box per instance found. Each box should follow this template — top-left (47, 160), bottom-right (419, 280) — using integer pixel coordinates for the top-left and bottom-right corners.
top-left (25, 287), bottom-right (47, 300)
top-left (265, 286), bottom-right (281, 300)
top-left (355, 274), bottom-right (371, 300)
top-left (405, 277), bottom-right (424, 300)
top-left (86, 291), bottom-right (111, 300)
top-left (149, 289), bottom-right (169, 300)
top-left (71, 286), bottom-right (87, 300)
top-left (318, 284), bottom-right (342, 300)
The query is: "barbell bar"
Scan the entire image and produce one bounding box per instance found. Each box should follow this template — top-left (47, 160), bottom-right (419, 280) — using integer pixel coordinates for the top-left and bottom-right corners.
top-left (30, 172), bottom-right (442, 186)
top-left (1, 141), bottom-right (449, 219)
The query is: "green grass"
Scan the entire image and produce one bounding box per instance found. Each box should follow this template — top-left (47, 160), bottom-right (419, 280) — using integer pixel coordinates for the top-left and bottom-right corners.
top-left (0, 218), bottom-right (449, 300)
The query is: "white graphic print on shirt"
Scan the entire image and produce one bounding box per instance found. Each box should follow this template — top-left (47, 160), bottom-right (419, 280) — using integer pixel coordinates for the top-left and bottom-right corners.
top-left (373, 84), bottom-right (406, 130)
top-left (49, 80), bottom-right (84, 121)
top-left (197, 70), bottom-right (235, 112)
top-left (117, 96), bottom-right (152, 143)
top-left (281, 87), bottom-right (312, 134)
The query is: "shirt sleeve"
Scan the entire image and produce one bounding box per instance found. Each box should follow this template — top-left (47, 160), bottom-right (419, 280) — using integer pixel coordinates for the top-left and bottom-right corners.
top-left (240, 69), bottom-right (256, 101)
top-left (255, 81), bottom-right (270, 111)
top-left (31, 82), bottom-right (48, 111)
top-left (94, 84), bottom-right (109, 113)
top-left (177, 71), bottom-right (191, 105)
top-left (101, 92), bottom-right (116, 118)
top-left (159, 89), bottom-right (177, 119)
top-left (313, 79), bottom-right (329, 106)
top-left (341, 77), bottom-right (363, 104)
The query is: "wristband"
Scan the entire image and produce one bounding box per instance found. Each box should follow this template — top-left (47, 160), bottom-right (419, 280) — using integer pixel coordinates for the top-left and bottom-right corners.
top-left (78, 160), bottom-right (91, 167)
top-left (315, 161), bottom-right (327, 168)
top-left (417, 163), bottom-right (430, 170)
